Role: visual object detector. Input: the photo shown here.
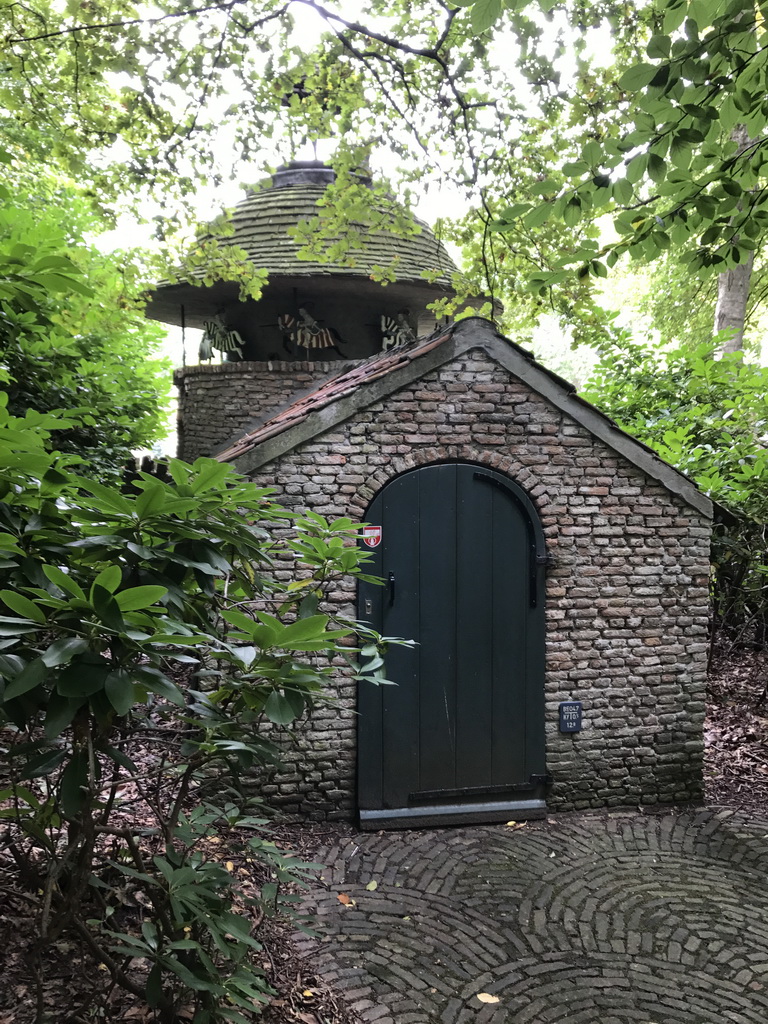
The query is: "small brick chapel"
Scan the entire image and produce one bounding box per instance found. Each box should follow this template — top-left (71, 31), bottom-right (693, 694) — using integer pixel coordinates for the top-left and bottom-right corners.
top-left (147, 160), bottom-right (712, 828)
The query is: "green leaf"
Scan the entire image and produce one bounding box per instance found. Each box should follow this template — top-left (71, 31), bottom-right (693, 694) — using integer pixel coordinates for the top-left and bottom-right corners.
top-left (136, 669), bottom-right (185, 706)
top-left (41, 637), bottom-right (89, 669)
top-left (278, 614), bottom-right (330, 646)
top-left (647, 153), bottom-right (667, 183)
top-left (91, 584), bottom-right (124, 630)
top-left (498, 202), bottom-right (531, 221)
top-left (663, 3), bottom-right (687, 33)
top-left (264, 690), bottom-right (299, 725)
top-left (99, 742), bottom-right (138, 774)
top-left (5, 657), bottom-right (47, 699)
top-left (0, 590), bottom-right (45, 624)
top-left (562, 198), bottom-right (582, 226)
top-left (470, 0), bottom-right (502, 33)
top-left (105, 671), bottom-right (136, 716)
top-left (146, 964), bottom-right (164, 1009)
top-left (114, 586), bottom-right (167, 611)
top-left (43, 565), bottom-right (85, 600)
top-left (625, 153), bottom-right (648, 184)
top-left (619, 63), bottom-right (660, 91)
top-left (523, 204), bottom-right (551, 228)
top-left (57, 660), bottom-right (109, 697)
top-left (19, 748), bottom-right (67, 779)
top-left (612, 178), bottom-right (634, 206)
top-left (582, 140), bottom-right (602, 167)
top-left (44, 692), bottom-right (84, 739)
top-left (59, 751), bottom-right (88, 818)
top-left (189, 458), bottom-right (233, 495)
top-left (562, 161), bottom-right (588, 177)
top-left (646, 34), bottom-right (671, 59)
top-left (75, 478), bottom-right (133, 514)
top-left (93, 565), bottom-right (122, 593)
top-left (222, 608), bottom-right (258, 635)
top-left (135, 482), bottom-right (166, 518)
top-left (0, 618), bottom-right (42, 636)
top-left (0, 785), bottom-right (40, 809)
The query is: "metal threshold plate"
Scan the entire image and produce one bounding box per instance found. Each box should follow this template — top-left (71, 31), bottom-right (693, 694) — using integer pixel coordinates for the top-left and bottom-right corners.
top-left (359, 799), bottom-right (547, 831)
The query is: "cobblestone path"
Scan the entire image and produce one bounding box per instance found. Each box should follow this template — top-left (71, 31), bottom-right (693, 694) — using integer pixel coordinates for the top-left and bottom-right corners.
top-left (297, 809), bottom-right (768, 1023)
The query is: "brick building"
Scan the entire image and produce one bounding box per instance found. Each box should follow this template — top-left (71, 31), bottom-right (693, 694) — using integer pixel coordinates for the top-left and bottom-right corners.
top-left (153, 164), bottom-right (712, 828)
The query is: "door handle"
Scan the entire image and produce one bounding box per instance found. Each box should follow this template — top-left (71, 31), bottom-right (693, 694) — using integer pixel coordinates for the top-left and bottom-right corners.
top-left (388, 572), bottom-right (395, 606)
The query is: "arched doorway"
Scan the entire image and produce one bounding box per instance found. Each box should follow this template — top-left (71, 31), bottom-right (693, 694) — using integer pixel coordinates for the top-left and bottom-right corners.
top-left (357, 462), bottom-right (548, 827)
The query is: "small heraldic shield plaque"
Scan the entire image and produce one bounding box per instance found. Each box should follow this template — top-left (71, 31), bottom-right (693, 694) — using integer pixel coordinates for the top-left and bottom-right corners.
top-left (362, 525), bottom-right (382, 548)
top-left (559, 701), bottom-right (582, 733)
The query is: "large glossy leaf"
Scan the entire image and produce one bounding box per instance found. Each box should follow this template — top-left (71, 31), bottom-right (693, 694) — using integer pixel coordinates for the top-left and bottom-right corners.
top-left (44, 692), bottom-right (85, 739)
top-left (0, 590), bottom-right (46, 623)
top-left (114, 586), bottom-right (168, 611)
top-left (57, 659), bottom-right (109, 697)
top-left (5, 656), bottom-right (47, 699)
top-left (105, 671), bottom-right (136, 716)
top-left (59, 751), bottom-right (88, 818)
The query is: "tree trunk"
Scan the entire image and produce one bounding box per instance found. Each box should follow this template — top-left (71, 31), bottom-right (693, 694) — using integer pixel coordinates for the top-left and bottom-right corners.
top-left (714, 123), bottom-right (754, 354)
top-left (714, 251), bottom-right (754, 352)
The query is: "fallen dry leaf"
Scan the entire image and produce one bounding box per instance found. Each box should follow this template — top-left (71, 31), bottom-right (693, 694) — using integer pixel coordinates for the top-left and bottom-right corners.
top-left (337, 893), bottom-right (355, 906)
top-left (365, 880), bottom-right (378, 891)
top-left (476, 992), bottom-right (500, 1004)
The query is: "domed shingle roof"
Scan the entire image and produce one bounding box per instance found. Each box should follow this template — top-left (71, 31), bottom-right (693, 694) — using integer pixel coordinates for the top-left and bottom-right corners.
top-left (145, 162), bottom-right (459, 329)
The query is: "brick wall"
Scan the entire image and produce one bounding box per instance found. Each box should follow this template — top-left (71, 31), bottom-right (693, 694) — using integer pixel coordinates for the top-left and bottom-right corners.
top-left (173, 360), bottom-right (353, 460)
top-left (179, 348), bottom-right (711, 819)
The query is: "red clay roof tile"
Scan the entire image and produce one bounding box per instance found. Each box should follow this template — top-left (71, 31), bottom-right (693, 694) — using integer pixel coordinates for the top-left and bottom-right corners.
top-left (216, 329), bottom-right (454, 462)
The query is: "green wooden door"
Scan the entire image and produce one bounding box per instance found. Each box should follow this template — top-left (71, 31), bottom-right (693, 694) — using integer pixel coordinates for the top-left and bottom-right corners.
top-left (358, 463), bottom-right (547, 828)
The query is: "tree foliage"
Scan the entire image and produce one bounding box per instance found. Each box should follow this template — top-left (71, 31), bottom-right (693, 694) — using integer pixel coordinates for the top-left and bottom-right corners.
top-left (3, 2), bottom-right (766, 278)
top-left (0, 167), bottom-right (171, 475)
top-left (490, 2), bottom-right (768, 291)
top-left (584, 336), bottom-right (768, 640)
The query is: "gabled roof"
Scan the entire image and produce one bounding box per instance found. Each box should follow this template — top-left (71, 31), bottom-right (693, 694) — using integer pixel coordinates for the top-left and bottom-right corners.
top-left (216, 317), bottom-right (713, 519)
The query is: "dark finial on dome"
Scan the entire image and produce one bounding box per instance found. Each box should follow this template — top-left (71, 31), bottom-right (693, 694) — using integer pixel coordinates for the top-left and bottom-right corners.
top-left (271, 161), bottom-right (336, 188)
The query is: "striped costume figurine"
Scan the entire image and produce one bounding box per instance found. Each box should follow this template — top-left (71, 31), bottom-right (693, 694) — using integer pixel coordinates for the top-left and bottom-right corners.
top-left (278, 307), bottom-right (344, 356)
top-left (200, 312), bottom-right (244, 360)
top-left (381, 310), bottom-right (416, 351)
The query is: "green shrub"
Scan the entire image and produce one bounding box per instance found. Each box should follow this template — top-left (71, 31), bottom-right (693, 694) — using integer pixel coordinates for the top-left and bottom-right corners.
top-left (583, 337), bottom-right (768, 643)
top-left (0, 401), bottom-right (392, 1021)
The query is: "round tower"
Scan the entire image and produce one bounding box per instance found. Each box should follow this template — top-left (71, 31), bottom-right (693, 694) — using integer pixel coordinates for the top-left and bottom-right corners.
top-left (146, 161), bottom-right (463, 460)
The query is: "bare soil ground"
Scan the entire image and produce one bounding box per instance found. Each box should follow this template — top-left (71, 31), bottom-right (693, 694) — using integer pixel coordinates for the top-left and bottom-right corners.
top-left (1, 648), bottom-right (766, 1024)
top-left (705, 646), bottom-right (768, 814)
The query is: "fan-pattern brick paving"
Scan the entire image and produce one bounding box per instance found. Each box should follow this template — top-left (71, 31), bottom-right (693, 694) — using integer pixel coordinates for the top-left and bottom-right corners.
top-left (297, 809), bottom-right (768, 1023)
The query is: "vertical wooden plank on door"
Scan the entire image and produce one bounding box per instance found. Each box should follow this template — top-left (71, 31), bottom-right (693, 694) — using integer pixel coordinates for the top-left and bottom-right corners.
top-left (417, 464), bottom-right (458, 794)
top-left (380, 471), bottom-right (421, 809)
top-left (490, 479), bottom-right (529, 783)
top-left (455, 466), bottom-right (494, 788)
top-left (357, 493), bottom-right (385, 811)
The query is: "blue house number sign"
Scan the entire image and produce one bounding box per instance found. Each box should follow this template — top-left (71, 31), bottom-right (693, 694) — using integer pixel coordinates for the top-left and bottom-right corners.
top-left (559, 701), bottom-right (583, 733)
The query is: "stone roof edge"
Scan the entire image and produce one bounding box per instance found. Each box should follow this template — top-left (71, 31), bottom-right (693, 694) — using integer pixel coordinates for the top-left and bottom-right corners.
top-left (228, 332), bottom-right (461, 473)
top-left (478, 325), bottom-right (713, 519)
top-left (173, 358), bottom-right (354, 385)
top-left (229, 317), bottom-right (713, 520)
